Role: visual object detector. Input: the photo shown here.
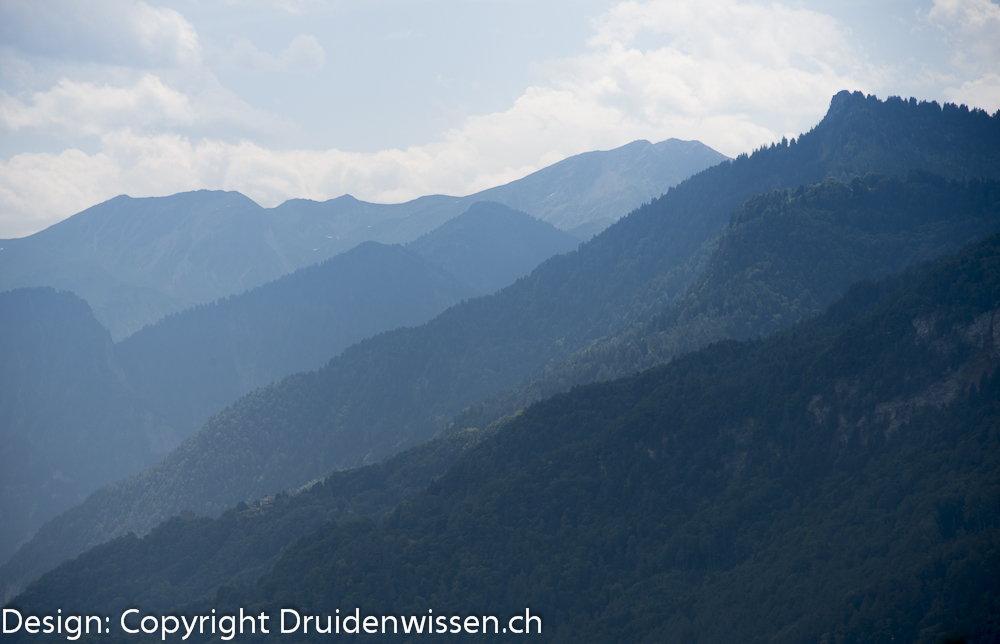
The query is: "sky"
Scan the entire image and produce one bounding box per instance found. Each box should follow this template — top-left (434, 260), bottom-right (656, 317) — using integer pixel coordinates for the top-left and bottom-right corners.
top-left (0, 0), bottom-right (998, 239)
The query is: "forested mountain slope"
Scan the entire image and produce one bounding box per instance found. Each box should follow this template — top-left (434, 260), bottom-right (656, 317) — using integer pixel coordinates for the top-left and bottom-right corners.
top-left (218, 229), bottom-right (1000, 644)
top-left (3, 91), bottom-right (998, 601)
top-left (9, 168), bottom-right (998, 620)
top-left (453, 171), bottom-right (1000, 428)
top-left (0, 289), bottom-right (176, 567)
top-left (12, 220), bottom-right (1000, 644)
top-left (0, 140), bottom-right (720, 339)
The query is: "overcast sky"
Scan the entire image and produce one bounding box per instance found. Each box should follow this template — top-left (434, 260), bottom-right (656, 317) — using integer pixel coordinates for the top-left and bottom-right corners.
top-left (1, 0), bottom-right (998, 238)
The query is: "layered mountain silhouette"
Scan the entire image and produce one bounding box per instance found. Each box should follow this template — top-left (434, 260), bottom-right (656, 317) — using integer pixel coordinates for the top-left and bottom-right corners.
top-left (0, 289), bottom-right (176, 569)
top-left (9, 184), bottom-right (1000, 644)
top-left (0, 139), bottom-right (724, 340)
top-left (0, 203), bottom-right (576, 577)
top-left (3, 91), bottom-right (998, 606)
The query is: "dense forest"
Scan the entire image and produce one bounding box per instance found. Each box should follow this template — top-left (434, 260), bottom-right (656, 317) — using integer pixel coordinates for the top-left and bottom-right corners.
top-left (3, 91), bottom-right (999, 603)
top-left (453, 171), bottom-right (1000, 428)
top-left (10, 213), bottom-right (1000, 644)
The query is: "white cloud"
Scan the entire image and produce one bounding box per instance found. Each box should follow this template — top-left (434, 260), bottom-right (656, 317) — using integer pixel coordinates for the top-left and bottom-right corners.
top-left (0, 148), bottom-right (121, 239)
top-left (0, 75), bottom-right (194, 135)
top-left (0, 0), bottom-right (200, 68)
top-left (926, 0), bottom-right (1000, 111)
top-left (0, 71), bottom-right (297, 144)
top-left (943, 73), bottom-right (1000, 112)
top-left (928, 0), bottom-right (1000, 67)
top-left (569, 0), bottom-right (876, 150)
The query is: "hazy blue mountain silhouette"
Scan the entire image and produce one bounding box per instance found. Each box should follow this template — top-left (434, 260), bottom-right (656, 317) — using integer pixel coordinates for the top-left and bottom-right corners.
top-left (0, 140), bottom-right (724, 339)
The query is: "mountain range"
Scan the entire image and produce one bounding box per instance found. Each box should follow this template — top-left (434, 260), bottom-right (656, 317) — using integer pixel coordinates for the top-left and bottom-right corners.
top-left (2, 92), bottom-right (1000, 642)
top-left (2, 91), bottom-right (998, 609)
top-left (0, 202), bottom-right (576, 577)
top-left (0, 139), bottom-right (725, 340)
top-left (9, 168), bottom-right (1000, 644)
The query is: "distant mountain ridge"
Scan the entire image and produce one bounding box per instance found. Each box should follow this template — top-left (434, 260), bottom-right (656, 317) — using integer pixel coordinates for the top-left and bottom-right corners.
top-left (0, 139), bottom-right (725, 339)
top-left (0, 202), bottom-right (576, 579)
top-left (406, 201), bottom-right (579, 295)
top-left (118, 202), bottom-right (577, 437)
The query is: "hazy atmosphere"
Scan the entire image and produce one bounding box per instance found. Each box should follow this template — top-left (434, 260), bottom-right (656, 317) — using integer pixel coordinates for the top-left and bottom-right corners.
top-left (2, 0), bottom-right (998, 238)
top-left (3, 1), bottom-right (1000, 640)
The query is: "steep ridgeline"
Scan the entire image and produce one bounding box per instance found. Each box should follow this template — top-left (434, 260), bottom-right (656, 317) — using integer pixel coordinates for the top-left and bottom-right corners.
top-left (406, 202), bottom-right (579, 295)
top-left (0, 191), bottom-right (295, 340)
top-left (115, 242), bottom-right (473, 438)
top-left (0, 202), bottom-right (568, 585)
top-left (116, 202), bottom-right (572, 438)
top-left (279, 138), bottom-right (727, 249)
top-left (3, 91), bottom-right (999, 598)
top-left (1, 140), bottom-right (722, 340)
top-left (471, 138), bottom-right (728, 237)
top-left (0, 290), bottom-right (177, 570)
top-left (13, 225), bottom-right (1000, 644)
top-left (453, 172), bottom-right (1000, 428)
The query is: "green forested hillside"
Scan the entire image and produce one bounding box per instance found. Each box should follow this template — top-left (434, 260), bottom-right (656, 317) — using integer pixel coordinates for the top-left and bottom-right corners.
top-left (0, 202), bottom-right (567, 582)
top-left (4, 91), bottom-right (999, 602)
